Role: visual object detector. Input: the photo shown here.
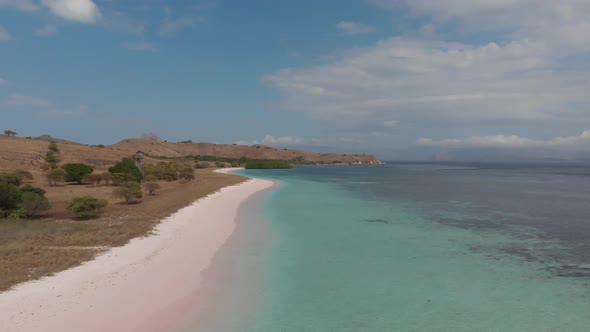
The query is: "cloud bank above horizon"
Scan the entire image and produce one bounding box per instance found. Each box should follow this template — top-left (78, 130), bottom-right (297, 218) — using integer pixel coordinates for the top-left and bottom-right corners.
top-left (263, 0), bottom-right (590, 156)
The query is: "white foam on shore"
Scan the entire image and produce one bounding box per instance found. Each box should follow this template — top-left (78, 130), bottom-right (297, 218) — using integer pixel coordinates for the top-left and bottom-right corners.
top-left (0, 170), bottom-right (274, 332)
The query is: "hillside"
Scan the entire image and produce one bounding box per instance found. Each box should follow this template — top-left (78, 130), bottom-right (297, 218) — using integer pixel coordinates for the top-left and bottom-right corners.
top-left (0, 136), bottom-right (382, 171)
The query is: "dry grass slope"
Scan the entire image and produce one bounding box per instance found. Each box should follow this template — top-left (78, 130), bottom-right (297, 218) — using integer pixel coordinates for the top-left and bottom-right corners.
top-left (0, 135), bottom-right (381, 172)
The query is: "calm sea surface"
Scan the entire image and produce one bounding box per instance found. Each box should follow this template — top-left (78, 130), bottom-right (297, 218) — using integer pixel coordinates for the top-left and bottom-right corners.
top-left (191, 163), bottom-right (590, 332)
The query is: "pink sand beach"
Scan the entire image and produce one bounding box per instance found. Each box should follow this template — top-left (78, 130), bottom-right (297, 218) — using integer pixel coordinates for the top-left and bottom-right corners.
top-left (0, 170), bottom-right (273, 332)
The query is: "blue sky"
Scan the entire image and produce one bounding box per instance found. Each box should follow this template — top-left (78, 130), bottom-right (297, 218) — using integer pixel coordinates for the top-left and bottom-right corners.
top-left (1, 0), bottom-right (590, 160)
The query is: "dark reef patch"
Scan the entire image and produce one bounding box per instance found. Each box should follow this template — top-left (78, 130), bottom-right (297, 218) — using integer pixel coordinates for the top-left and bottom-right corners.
top-left (363, 218), bottom-right (391, 224)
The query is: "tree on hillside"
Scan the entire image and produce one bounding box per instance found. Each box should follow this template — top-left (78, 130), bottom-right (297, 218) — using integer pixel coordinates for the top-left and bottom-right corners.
top-left (48, 141), bottom-right (59, 153)
top-left (46, 168), bottom-right (66, 186)
top-left (145, 162), bottom-right (177, 181)
top-left (144, 181), bottom-right (160, 195)
top-left (13, 169), bottom-right (33, 182)
top-left (3, 130), bottom-right (16, 137)
top-left (83, 173), bottom-right (104, 185)
top-left (108, 158), bottom-right (142, 182)
top-left (114, 181), bottom-right (143, 204)
top-left (0, 183), bottom-right (22, 218)
top-left (111, 173), bottom-right (135, 186)
top-left (179, 166), bottom-right (195, 181)
top-left (101, 172), bottom-right (112, 186)
top-left (62, 163), bottom-right (94, 184)
top-left (45, 151), bottom-right (60, 165)
top-left (19, 184), bottom-right (46, 196)
top-left (21, 192), bottom-right (50, 218)
top-left (0, 173), bottom-right (22, 186)
top-left (67, 196), bottom-right (108, 219)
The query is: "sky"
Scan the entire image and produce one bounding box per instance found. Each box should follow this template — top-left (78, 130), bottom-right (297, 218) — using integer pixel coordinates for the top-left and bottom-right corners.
top-left (1, 0), bottom-right (590, 160)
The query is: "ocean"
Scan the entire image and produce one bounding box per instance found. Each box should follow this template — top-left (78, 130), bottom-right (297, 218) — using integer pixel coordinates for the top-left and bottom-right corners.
top-left (191, 163), bottom-right (590, 331)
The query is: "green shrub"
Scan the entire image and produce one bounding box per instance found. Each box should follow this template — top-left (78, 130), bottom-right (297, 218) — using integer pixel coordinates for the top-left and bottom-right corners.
top-left (0, 183), bottom-right (22, 218)
top-left (19, 184), bottom-right (46, 196)
top-left (21, 192), bottom-right (50, 218)
top-left (179, 166), bottom-right (194, 181)
top-left (195, 162), bottom-right (209, 169)
top-left (144, 174), bottom-right (158, 182)
top-left (7, 207), bottom-right (24, 220)
top-left (244, 160), bottom-right (293, 169)
top-left (13, 169), bottom-right (33, 182)
top-left (145, 162), bottom-right (178, 181)
top-left (45, 151), bottom-right (60, 164)
top-left (0, 173), bottom-right (21, 186)
top-left (215, 161), bottom-right (226, 168)
top-left (111, 173), bottom-right (135, 186)
top-left (67, 196), bottom-right (108, 219)
top-left (144, 181), bottom-right (160, 195)
top-left (83, 173), bottom-right (103, 185)
top-left (48, 141), bottom-right (59, 153)
top-left (114, 181), bottom-right (142, 204)
top-left (230, 162), bottom-right (240, 167)
top-left (101, 172), bottom-right (112, 186)
top-left (108, 158), bottom-right (142, 182)
top-left (63, 163), bottom-right (95, 184)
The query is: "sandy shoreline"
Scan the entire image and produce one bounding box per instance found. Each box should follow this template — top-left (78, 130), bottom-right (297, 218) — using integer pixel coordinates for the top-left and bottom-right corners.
top-left (0, 169), bottom-right (274, 332)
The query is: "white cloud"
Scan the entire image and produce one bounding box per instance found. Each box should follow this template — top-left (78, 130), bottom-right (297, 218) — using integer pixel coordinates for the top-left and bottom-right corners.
top-left (418, 130), bottom-right (590, 149)
top-left (0, 25), bottom-right (12, 40)
top-left (126, 42), bottom-right (157, 52)
top-left (370, 0), bottom-right (590, 51)
top-left (34, 24), bottom-right (57, 37)
top-left (0, 93), bottom-right (94, 119)
top-left (261, 135), bottom-right (307, 146)
top-left (262, 1), bottom-right (590, 150)
top-left (41, 0), bottom-right (101, 23)
top-left (237, 135), bottom-right (319, 147)
top-left (0, 77), bottom-right (10, 86)
top-left (263, 37), bottom-right (584, 126)
top-left (160, 16), bottom-right (205, 36)
top-left (103, 11), bottom-right (145, 34)
top-left (336, 21), bottom-right (376, 34)
top-left (0, 0), bottom-right (39, 12)
top-left (3, 94), bottom-right (53, 107)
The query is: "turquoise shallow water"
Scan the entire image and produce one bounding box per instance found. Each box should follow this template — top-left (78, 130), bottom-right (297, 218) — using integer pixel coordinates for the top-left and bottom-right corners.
top-left (192, 164), bottom-right (590, 331)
